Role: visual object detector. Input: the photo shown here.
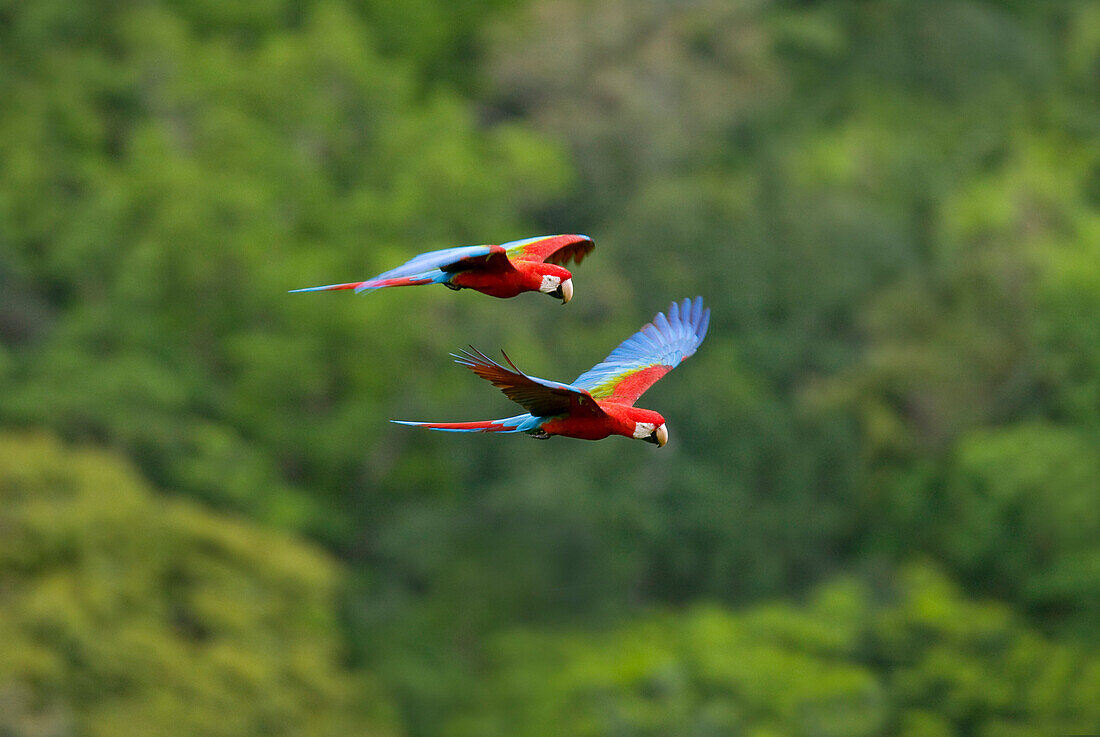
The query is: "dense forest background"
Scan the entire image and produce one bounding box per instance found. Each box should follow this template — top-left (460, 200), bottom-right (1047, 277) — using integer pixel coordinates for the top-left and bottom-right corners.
top-left (3, 0), bottom-right (1100, 734)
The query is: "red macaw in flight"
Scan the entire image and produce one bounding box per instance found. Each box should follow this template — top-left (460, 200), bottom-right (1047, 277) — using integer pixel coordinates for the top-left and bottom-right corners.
top-left (393, 298), bottom-right (710, 447)
top-left (290, 234), bottom-right (594, 304)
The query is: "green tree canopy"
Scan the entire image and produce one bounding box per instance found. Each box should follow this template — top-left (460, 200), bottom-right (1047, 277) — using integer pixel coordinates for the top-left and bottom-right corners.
top-left (0, 432), bottom-right (397, 737)
top-left (450, 566), bottom-right (1100, 737)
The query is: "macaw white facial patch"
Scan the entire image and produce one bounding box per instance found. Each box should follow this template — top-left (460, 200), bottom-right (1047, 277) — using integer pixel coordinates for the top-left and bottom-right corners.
top-left (633, 422), bottom-right (657, 439)
top-left (539, 275), bottom-right (562, 293)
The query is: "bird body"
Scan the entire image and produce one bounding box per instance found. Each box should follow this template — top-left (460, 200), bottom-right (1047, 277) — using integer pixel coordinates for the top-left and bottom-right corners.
top-left (393, 297), bottom-right (710, 447)
top-left (447, 258), bottom-right (572, 299)
top-left (541, 403), bottom-right (667, 442)
top-left (290, 234), bottom-right (593, 304)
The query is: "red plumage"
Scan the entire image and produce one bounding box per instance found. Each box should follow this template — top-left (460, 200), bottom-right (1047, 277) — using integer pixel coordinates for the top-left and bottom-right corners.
top-left (394, 298), bottom-right (710, 447)
top-left (449, 259), bottom-right (571, 299)
top-left (290, 235), bottom-right (593, 302)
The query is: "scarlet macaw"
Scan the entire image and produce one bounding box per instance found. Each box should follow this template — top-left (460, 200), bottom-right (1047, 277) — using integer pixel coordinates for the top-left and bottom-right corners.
top-left (290, 234), bottom-right (594, 304)
top-left (393, 297), bottom-right (710, 447)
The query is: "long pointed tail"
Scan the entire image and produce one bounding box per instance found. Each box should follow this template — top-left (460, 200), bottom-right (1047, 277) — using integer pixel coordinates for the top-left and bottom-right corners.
top-left (289, 274), bottom-right (439, 293)
top-left (390, 414), bottom-right (540, 434)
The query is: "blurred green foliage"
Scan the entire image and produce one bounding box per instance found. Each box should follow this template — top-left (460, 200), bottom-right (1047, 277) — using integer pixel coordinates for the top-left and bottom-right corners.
top-left (0, 432), bottom-right (395, 736)
top-left (0, 0), bottom-right (570, 534)
top-left (2, 0), bottom-right (1100, 734)
top-left (451, 567), bottom-right (1100, 737)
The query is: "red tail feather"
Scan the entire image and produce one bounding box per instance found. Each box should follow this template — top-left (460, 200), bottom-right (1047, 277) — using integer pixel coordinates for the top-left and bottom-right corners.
top-left (402, 420), bottom-right (509, 432)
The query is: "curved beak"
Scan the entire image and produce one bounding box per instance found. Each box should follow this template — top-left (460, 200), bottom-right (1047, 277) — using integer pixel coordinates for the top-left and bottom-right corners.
top-left (558, 278), bottom-right (573, 304)
top-left (648, 424), bottom-right (667, 448)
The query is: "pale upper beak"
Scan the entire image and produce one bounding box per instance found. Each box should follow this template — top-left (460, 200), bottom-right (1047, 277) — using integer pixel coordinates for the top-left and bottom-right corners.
top-left (559, 278), bottom-right (573, 304)
top-left (655, 424), bottom-right (668, 447)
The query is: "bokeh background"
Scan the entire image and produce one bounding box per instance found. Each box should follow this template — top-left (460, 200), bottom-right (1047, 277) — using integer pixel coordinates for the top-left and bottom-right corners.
top-left (3, 0), bottom-right (1100, 734)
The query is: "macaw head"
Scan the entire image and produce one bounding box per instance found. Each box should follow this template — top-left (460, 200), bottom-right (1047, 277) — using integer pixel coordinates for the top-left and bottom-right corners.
top-left (630, 408), bottom-right (669, 448)
top-left (535, 263), bottom-right (574, 304)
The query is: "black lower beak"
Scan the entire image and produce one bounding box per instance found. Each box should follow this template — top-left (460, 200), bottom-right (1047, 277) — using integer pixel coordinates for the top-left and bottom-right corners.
top-left (549, 286), bottom-right (563, 299)
top-left (644, 433), bottom-right (660, 445)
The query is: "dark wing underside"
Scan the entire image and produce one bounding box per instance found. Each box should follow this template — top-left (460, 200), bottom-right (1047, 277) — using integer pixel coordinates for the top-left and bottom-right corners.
top-left (440, 244), bottom-right (515, 274)
top-left (453, 347), bottom-right (605, 419)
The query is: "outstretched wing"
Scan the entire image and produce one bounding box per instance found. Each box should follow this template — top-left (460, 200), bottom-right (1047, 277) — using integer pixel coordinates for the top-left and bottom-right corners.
top-left (573, 297), bottom-right (710, 406)
top-left (453, 347), bottom-right (605, 419)
top-left (362, 244), bottom-right (514, 287)
top-left (437, 245), bottom-right (513, 273)
top-left (290, 244), bottom-right (513, 293)
top-left (502, 234), bottom-right (595, 266)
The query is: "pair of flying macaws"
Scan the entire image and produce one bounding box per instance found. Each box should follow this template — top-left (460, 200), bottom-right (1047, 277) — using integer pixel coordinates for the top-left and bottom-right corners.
top-left (292, 234), bottom-right (709, 448)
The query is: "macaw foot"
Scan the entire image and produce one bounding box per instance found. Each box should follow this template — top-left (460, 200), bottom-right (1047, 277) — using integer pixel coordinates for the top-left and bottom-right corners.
top-left (444, 282), bottom-right (461, 291)
top-left (527, 429), bottom-right (551, 440)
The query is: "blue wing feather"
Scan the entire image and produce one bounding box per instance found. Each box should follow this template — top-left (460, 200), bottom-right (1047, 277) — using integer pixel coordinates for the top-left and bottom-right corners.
top-left (573, 297), bottom-right (710, 400)
top-left (382, 245), bottom-right (495, 275)
top-left (355, 245), bottom-right (496, 293)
